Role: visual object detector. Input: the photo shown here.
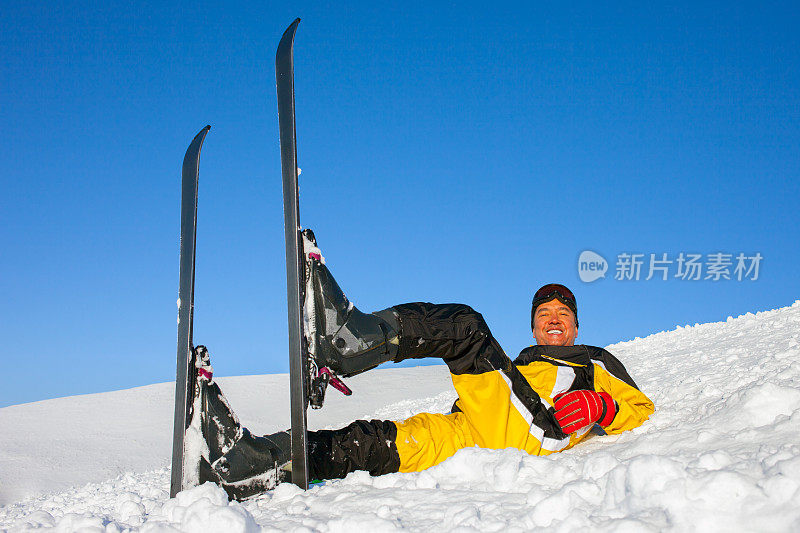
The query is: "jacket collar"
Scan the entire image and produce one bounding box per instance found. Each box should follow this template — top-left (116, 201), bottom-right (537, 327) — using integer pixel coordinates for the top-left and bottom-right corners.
top-left (514, 344), bottom-right (593, 366)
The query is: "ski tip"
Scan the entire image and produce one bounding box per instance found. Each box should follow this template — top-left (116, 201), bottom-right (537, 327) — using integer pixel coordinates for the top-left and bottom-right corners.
top-left (191, 125), bottom-right (211, 139)
top-left (279, 18), bottom-right (301, 42)
top-left (276, 19), bottom-right (301, 66)
top-left (184, 125), bottom-right (212, 162)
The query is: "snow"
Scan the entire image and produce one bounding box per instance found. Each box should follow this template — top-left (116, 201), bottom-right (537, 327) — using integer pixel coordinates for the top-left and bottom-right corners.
top-left (2, 301), bottom-right (800, 531)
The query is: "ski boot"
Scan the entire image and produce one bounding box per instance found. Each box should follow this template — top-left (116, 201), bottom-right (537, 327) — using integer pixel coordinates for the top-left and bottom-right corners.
top-left (193, 346), bottom-right (292, 500)
top-left (302, 230), bottom-right (401, 380)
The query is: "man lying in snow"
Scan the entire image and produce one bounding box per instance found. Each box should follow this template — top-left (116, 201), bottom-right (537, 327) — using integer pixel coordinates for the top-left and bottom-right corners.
top-left (192, 240), bottom-right (655, 500)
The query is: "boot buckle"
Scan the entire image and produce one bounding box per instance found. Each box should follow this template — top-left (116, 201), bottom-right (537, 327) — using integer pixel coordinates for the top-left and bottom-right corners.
top-left (309, 366), bottom-right (352, 409)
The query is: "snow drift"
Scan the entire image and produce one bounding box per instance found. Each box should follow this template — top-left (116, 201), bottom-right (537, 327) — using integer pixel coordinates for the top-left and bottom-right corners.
top-left (2, 301), bottom-right (800, 531)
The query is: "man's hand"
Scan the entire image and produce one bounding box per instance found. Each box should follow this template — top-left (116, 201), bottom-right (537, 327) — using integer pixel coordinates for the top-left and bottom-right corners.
top-left (553, 390), bottom-right (616, 433)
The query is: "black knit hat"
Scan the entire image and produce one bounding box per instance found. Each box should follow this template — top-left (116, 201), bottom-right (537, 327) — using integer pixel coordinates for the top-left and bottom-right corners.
top-left (530, 283), bottom-right (579, 330)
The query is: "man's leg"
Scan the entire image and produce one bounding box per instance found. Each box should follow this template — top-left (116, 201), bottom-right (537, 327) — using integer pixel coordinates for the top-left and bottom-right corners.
top-left (305, 411), bottom-right (473, 480)
top-left (392, 411), bottom-right (474, 472)
top-left (302, 290), bottom-right (524, 477)
top-left (198, 387), bottom-right (466, 494)
top-left (307, 262), bottom-right (511, 378)
top-left (306, 420), bottom-right (399, 479)
top-left (195, 372), bottom-right (418, 495)
top-left (307, 248), bottom-right (534, 388)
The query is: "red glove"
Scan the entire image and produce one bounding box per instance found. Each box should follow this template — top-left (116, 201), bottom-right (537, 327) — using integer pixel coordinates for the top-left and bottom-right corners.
top-left (553, 390), bottom-right (616, 434)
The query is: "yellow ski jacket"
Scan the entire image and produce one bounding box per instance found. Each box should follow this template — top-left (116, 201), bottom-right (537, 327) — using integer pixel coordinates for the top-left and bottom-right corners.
top-left (394, 344), bottom-right (654, 472)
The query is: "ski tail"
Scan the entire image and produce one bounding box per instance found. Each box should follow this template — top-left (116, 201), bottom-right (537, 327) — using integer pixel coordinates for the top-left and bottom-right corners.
top-left (170, 125), bottom-right (211, 498)
top-left (276, 18), bottom-right (310, 491)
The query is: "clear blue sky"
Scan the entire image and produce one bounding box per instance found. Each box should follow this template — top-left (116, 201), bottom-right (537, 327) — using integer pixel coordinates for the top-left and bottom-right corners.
top-left (1, 1), bottom-right (798, 407)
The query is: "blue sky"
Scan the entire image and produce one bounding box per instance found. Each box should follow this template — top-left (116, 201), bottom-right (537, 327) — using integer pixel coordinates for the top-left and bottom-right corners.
top-left (1, 1), bottom-right (798, 407)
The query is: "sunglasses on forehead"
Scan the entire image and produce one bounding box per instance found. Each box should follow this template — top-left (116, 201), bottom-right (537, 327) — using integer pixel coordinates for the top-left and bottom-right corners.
top-left (532, 284), bottom-right (576, 307)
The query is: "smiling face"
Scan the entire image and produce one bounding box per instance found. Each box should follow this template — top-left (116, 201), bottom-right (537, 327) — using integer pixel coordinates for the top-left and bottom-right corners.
top-left (533, 297), bottom-right (578, 346)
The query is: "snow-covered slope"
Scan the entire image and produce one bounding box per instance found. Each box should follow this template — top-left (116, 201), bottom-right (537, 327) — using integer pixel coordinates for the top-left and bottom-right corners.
top-left (2, 302), bottom-right (800, 531)
top-left (0, 367), bottom-right (454, 506)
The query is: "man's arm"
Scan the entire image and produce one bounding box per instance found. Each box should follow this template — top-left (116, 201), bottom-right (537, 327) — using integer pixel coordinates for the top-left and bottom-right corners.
top-left (590, 348), bottom-right (654, 434)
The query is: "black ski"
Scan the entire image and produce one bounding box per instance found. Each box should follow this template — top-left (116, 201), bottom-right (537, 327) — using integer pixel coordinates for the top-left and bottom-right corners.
top-left (276, 18), bottom-right (309, 490)
top-left (170, 125), bottom-right (211, 498)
